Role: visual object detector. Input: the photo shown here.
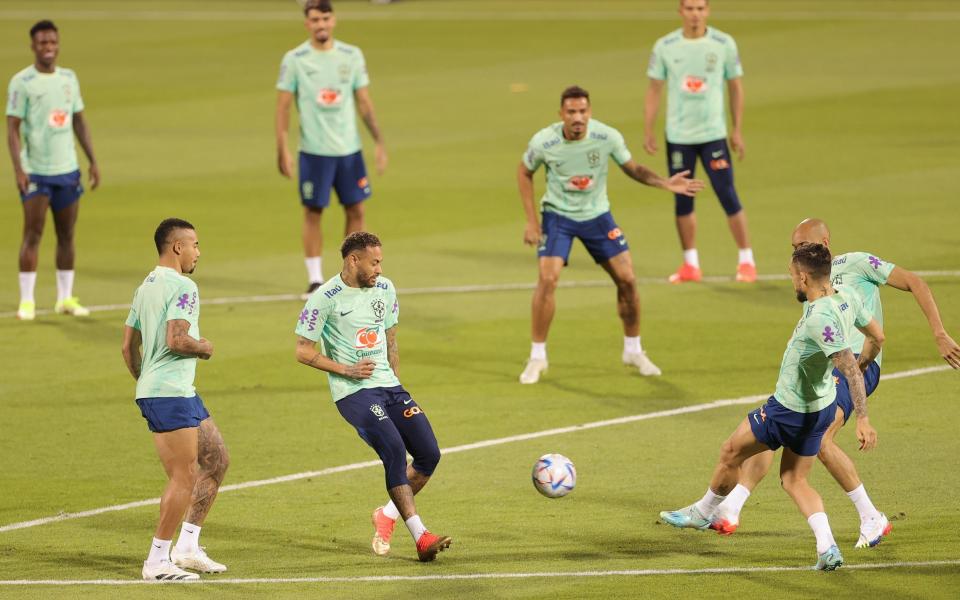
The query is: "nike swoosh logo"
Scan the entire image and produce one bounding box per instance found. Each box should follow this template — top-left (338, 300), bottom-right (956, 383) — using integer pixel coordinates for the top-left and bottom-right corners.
top-left (184, 529), bottom-right (194, 534)
top-left (712, 151), bottom-right (724, 158)
top-left (153, 544), bottom-right (162, 549)
top-left (403, 398), bottom-right (412, 404)
top-left (340, 310), bottom-right (353, 316)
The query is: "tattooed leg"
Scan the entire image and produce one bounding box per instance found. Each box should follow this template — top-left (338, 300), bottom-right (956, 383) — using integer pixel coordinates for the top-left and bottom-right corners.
top-left (184, 418), bottom-right (230, 526)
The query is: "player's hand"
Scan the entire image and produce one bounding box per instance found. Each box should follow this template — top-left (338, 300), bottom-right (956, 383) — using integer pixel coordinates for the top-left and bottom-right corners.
top-left (936, 331), bottom-right (960, 369)
top-left (88, 163), bottom-right (101, 190)
top-left (643, 132), bottom-right (658, 156)
top-left (343, 358), bottom-right (376, 379)
top-left (277, 148), bottom-right (294, 179)
top-left (374, 142), bottom-right (388, 176)
top-left (856, 416), bottom-right (877, 451)
top-left (730, 130), bottom-right (745, 161)
top-left (198, 338), bottom-right (214, 360)
top-left (664, 170), bottom-right (705, 197)
top-left (14, 169), bottom-right (29, 194)
top-left (523, 221), bottom-right (542, 246)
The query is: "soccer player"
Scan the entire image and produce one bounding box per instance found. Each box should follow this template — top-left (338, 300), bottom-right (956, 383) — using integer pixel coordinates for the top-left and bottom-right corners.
top-left (7, 20), bottom-right (100, 320)
top-left (276, 0), bottom-right (387, 296)
top-left (720, 218), bottom-right (960, 547)
top-left (294, 231), bottom-right (451, 562)
top-left (122, 219), bottom-right (230, 581)
top-left (660, 244), bottom-right (885, 570)
top-left (644, 0), bottom-right (756, 283)
top-left (518, 85), bottom-right (704, 384)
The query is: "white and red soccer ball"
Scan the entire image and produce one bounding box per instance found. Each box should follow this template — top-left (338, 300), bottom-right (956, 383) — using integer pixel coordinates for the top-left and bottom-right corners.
top-left (531, 453), bottom-right (576, 498)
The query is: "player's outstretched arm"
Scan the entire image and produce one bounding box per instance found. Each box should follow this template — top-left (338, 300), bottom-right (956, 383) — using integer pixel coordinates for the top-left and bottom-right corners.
top-left (886, 266), bottom-right (960, 369)
top-left (296, 336), bottom-right (375, 379)
top-left (275, 91), bottom-right (295, 178)
top-left (121, 325), bottom-right (143, 380)
top-left (855, 318), bottom-right (885, 372)
top-left (5, 116), bottom-right (28, 194)
top-left (517, 163), bottom-right (541, 246)
top-left (832, 348), bottom-right (877, 451)
top-left (618, 161), bottom-right (704, 197)
top-left (355, 87), bottom-right (387, 175)
top-left (72, 112), bottom-right (99, 190)
top-left (166, 319), bottom-right (213, 360)
top-left (386, 325), bottom-right (399, 378)
top-left (643, 79), bottom-right (665, 155)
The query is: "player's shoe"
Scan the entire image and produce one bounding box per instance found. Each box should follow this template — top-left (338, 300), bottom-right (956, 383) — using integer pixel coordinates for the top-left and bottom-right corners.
top-left (54, 297), bottom-right (90, 316)
top-left (416, 531), bottom-right (452, 562)
top-left (301, 281), bottom-right (323, 300)
top-left (16, 300), bottom-right (36, 321)
top-left (659, 504), bottom-right (711, 530)
top-left (813, 545), bottom-right (844, 571)
top-left (141, 559), bottom-right (200, 581)
top-left (519, 358), bottom-right (548, 384)
top-left (855, 513), bottom-right (892, 549)
top-left (170, 546), bottom-right (226, 573)
top-left (708, 513), bottom-right (739, 536)
top-left (623, 351), bottom-right (662, 376)
top-left (669, 263), bottom-right (702, 284)
top-left (735, 262), bottom-right (757, 283)
top-left (371, 506), bottom-right (396, 556)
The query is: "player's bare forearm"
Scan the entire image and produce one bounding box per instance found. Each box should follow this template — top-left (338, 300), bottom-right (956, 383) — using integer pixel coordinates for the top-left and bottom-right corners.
top-left (833, 349), bottom-right (867, 418)
top-left (386, 325), bottom-right (399, 377)
top-left (121, 325), bottom-right (142, 380)
top-left (355, 88), bottom-right (383, 144)
top-left (72, 112), bottom-right (97, 166)
top-left (517, 164), bottom-right (538, 223)
top-left (620, 161), bottom-right (666, 188)
top-left (644, 82), bottom-right (663, 135)
top-left (275, 91), bottom-right (293, 149)
top-left (296, 336), bottom-right (374, 378)
top-left (727, 78), bottom-right (744, 132)
top-left (856, 319), bottom-right (885, 370)
top-left (6, 116), bottom-right (24, 174)
top-left (887, 267), bottom-right (947, 337)
top-left (166, 319), bottom-right (212, 359)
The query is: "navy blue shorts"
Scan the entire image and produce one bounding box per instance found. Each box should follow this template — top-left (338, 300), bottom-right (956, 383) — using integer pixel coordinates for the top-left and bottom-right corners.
top-left (136, 395), bottom-right (210, 433)
top-left (336, 385), bottom-right (441, 489)
top-left (299, 151), bottom-right (371, 209)
top-left (666, 139), bottom-right (741, 217)
top-left (835, 359), bottom-right (881, 423)
top-left (748, 396), bottom-right (837, 457)
top-left (538, 210), bottom-right (628, 265)
top-left (20, 170), bottom-right (83, 211)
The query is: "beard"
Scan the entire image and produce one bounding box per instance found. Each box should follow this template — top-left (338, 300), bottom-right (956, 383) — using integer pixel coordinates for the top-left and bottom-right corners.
top-left (795, 289), bottom-right (808, 303)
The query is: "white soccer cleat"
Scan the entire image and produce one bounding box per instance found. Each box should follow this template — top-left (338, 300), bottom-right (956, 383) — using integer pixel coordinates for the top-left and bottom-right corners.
top-left (519, 358), bottom-right (548, 384)
top-left (855, 513), bottom-right (892, 549)
top-left (623, 351), bottom-right (662, 376)
top-left (171, 546), bottom-right (227, 573)
top-left (141, 559), bottom-right (200, 581)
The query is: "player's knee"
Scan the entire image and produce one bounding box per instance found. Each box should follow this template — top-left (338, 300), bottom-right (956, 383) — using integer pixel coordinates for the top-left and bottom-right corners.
top-left (615, 273), bottom-right (637, 292)
top-left (718, 190), bottom-right (742, 216)
top-left (22, 228), bottom-right (43, 248)
top-left (718, 439), bottom-right (738, 467)
top-left (537, 271), bottom-right (559, 291)
top-left (412, 443), bottom-right (441, 477)
top-left (675, 198), bottom-right (695, 217)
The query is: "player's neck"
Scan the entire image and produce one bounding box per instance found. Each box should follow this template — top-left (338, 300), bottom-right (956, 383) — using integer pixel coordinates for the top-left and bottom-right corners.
top-left (33, 61), bottom-right (56, 74)
top-left (682, 25), bottom-right (708, 39)
top-left (562, 127), bottom-right (586, 142)
top-left (309, 38), bottom-right (335, 51)
top-left (340, 270), bottom-right (360, 288)
top-left (158, 256), bottom-right (183, 274)
top-left (805, 282), bottom-right (834, 302)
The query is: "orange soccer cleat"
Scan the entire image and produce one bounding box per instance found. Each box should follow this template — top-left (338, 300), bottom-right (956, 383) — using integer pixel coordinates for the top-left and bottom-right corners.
top-left (669, 263), bottom-right (703, 284)
top-left (736, 262), bottom-right (757, 283)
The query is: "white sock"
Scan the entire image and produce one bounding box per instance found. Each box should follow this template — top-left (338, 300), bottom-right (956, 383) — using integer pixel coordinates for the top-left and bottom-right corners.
top-left (717, 484), bottom-right (751, 519)
top-left (404, 515), bottom-right (427, 543)
top-left (694, 487), bottom-right (726, 518)
top-left (55, 269), bottom-right (75, 302)
top-left (846, 484), bottom-right (881, 522)
top-left (738, 248), bottom-right (755, 266)
top-left (146, 537), bottom-right (172, 565)
top-left (305, 256), bottom-right (323, 284)
top-left (382, 501), bottom-right (400, 521)
top-left (683, 248), bottom-right (700, 269)
top-left (807, 512), bottom-right (837, 554)
top-left (174, 521), bottom-right (201, 553)
top-left (530, 342), bottom-right (547, 361)
top-left (623, 336), bottom-right (642, 354)
top-left (19, 272), bottom-right (37, 303)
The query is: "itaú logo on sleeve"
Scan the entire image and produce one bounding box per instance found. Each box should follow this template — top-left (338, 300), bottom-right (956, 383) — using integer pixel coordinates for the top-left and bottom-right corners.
top-left (564, 175), bottom-right (595, 192)
top-left (355, 326), bottom-right (382, 349)
top-left (316, 88), bottom-right (343, 107)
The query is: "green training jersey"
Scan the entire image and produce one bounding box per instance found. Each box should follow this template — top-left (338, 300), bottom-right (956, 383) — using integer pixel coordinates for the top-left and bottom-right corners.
top-left (522, 119), bottom-right (632, 222)
top-left (6, 65), bottom-right (84, 176)
top-left (774, 287), bottom-right (872, 414)
top-left (647, 27), bottom-right (742, 145)
top-left (831, 252), bottom-right (895, 367)
top-left (125, 267), bottom-right (201, 399)
top-left (277, 40), bottom-right (370, 157)
top-left (295, 274), bottom-right (400, 402)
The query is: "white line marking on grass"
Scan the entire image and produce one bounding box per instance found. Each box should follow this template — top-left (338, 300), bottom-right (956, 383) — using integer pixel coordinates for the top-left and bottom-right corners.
top-left (1, 560), bottom-right (958, 586)
top-left (3, 270), bottom-right (959, 319)
top-left (0, 365), bottom-right (950, 534)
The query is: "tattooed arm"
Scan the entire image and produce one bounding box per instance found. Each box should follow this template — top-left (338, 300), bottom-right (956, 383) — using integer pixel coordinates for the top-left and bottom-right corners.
top-left (832, 348), bottom-right (877, 451)
top-left (121, 325), bottom-right (142, 380)
top-left (166, 319), bottom-right (213, 360)
top-left (386, 325), bottom-right (399, 378)
top-left (296, 336), bottom-right (375, 379)
top-left (618, 160), bottom-right (704, 196)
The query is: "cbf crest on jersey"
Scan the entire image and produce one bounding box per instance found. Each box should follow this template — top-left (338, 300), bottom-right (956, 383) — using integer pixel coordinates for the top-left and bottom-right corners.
top-left (371, 298), bottom-right (386, 321)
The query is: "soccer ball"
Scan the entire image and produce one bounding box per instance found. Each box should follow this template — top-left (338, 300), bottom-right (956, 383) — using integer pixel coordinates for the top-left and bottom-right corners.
top-left (531, 453), bottom-right (576, 498)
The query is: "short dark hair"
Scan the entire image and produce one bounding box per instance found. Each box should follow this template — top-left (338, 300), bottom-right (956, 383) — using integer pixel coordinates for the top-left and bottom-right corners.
top-left (154, 218), bottom-right (195, 254)
top-left (792, 242), bottom-right (832, 280)
top-left (341, 231), bottom-right (381, 258)
top-left (304, 0), bottom-right (334, 15)
top-left (30, 20), bottom-right (57, 39)
top-left (560, 85), bottom-right (590, 106)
